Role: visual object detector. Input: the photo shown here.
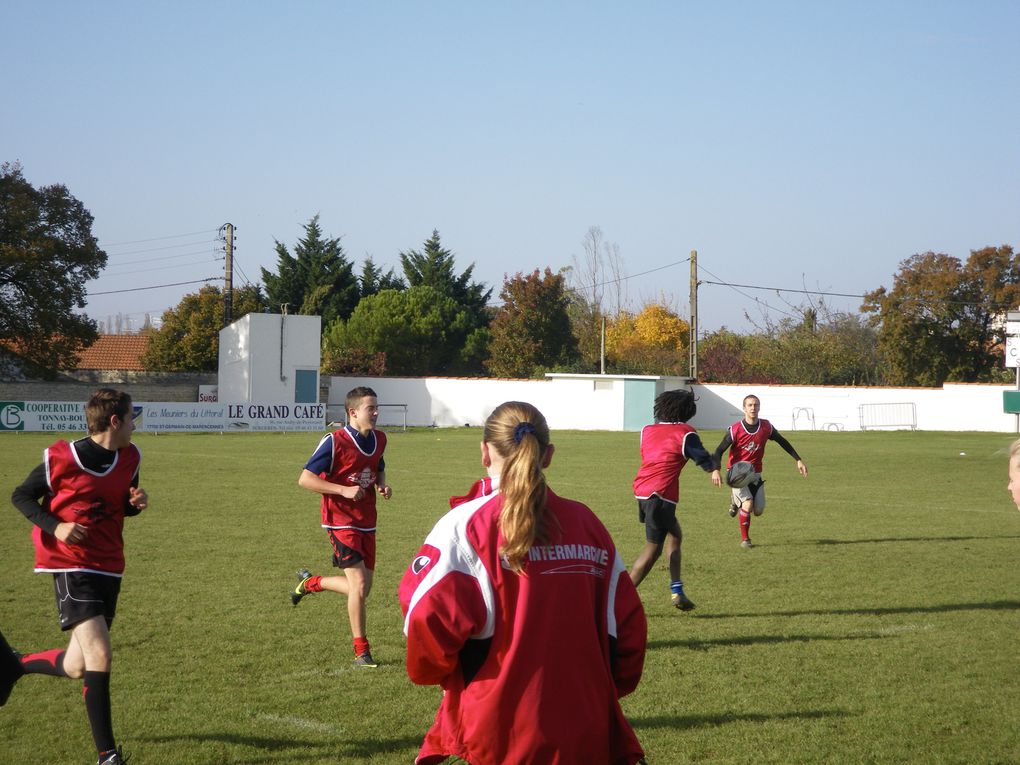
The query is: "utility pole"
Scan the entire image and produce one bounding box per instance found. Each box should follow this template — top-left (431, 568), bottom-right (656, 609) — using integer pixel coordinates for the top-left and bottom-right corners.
top-left (221, 223), bottom-right (234, 327)
top-left (600, 315), bottom-right (606, 374)
top-left (689, 250), bottom-right (698, 381)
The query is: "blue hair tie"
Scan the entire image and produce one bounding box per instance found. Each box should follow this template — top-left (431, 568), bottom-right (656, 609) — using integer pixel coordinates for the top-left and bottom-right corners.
top-left (513, 422), bottom-right (536, 443)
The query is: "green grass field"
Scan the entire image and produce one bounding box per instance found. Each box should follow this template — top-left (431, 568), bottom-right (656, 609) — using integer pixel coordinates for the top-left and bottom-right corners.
top-left (1, 427), bottom-right (1018, 764)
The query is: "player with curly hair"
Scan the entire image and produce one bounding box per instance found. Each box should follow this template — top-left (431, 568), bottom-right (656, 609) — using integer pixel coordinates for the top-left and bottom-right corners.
top-left (630, 388), bottom-right (717, 611)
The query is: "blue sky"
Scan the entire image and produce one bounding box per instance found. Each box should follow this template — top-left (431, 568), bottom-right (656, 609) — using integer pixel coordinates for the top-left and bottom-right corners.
top-left (3, 1), bottom-right (1017, 334)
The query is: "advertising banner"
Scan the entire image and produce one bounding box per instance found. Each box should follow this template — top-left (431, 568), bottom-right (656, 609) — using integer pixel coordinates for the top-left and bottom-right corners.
top-left (0, 401), bottom-right (88, 432)
top-left (224, 402), bottom-right (326, 432)
top-left (0, 402), bottom-right (326, 434)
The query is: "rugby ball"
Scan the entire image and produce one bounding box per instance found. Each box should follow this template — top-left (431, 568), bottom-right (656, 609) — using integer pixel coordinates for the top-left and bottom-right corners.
top-left (726, 460), bottom-right (755, 489)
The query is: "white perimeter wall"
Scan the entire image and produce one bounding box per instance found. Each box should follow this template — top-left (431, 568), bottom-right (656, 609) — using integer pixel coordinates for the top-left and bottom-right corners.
top-left (328, 376), bottom-right (629, 431)
top-left (328, 376), bottom-right (1020, 433)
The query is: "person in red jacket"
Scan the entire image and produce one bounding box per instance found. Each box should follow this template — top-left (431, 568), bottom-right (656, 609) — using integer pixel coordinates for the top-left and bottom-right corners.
top-left (399, 401), bottom-right (647, 765)
top-left (8, 388), bottom-right (148, 765)
top-left (711, 394), bottom-right (808, 548)
top-left (289, 386), bottom-right (392, 667)
top-left (1007, 438), bottom-right (1020, 511)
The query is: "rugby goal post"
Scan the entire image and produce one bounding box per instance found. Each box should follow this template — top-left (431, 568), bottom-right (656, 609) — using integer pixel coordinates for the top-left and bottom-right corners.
top-left (858, 402), bottom-right (916, 430)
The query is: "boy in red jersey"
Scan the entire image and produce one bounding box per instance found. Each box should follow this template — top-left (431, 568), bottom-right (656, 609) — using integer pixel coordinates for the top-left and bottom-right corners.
top-left (290, 386), bottom-right (392, 667)
top-left (711, 394), bottom-right (808, 548)
top-left (400, 401), bottom-right (647, 765)
top-left (8, 388), bottom-right (148, 765)
top-left (630, 389), bottom-right (717, 611)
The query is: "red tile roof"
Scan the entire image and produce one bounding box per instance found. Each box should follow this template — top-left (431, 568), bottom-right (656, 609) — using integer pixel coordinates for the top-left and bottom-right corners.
top-left (76, 335), bottom-right (150, 371)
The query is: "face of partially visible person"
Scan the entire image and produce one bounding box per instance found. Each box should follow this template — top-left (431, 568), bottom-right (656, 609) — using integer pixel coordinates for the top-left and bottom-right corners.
top-left (110, 405), bottom-right (136, 449)
top-left (743, 396), bottom-right (760, 424)
top-left (348, 395), bottom-right (380, 434)
top-left (1007, 455), bottom-right (1020, 511)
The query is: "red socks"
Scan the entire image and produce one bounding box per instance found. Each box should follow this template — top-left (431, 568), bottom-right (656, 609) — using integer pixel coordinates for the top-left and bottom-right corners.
top-left (739, 510), bottom-right (751, 541)
top-left (353, 637), bottom-right (370, 657)
top-left (20, 649), bottom-right (68, 677)
top-left (305, 575), bottom-right (324, 593)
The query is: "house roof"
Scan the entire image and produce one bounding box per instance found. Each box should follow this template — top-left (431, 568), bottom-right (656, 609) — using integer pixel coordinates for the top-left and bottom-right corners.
top-left (76, 335), bottom-right (150, 371)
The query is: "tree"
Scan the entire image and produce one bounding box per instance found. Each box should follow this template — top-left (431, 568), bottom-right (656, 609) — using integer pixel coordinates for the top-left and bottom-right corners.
top-left (698, 307), bottom-right (882, 386)
top-left (261, 215), bottom-right (359, 326)
top-left (486, 268), bottom-right (579, 378)
top-left (400, 230), bottom-right (491, 309)
top-left (861, 247), bottom-right (1020, 386)
top-left (398, 230), bottom-right (493, 372)
top-left (358, 256), bottom-right (404, 298)
top-left (142, 284), bottom-right (266, 371)
top-left (605, 303), bottom-right (689, 375)
top-left (323, 286), bottom-right (482, 376)
top-left (566, 226), bottom-right (627, 370)
top-left (699, 328), bottom-right (755, 383)
top-left (0, 162), bottom-right (104, 377)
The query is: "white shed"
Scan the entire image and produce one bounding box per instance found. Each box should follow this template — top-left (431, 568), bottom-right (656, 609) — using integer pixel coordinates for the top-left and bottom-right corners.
top-left (218, 313), bottom-right (321, 403)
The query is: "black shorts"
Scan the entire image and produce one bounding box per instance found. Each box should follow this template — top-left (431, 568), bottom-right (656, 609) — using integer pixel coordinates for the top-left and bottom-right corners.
top-left (637, 496), bottom-right (679, 544)
top-left (327, 529), bottom-right (372, 569)
top-left (53, 572), bottom-right (120, 632)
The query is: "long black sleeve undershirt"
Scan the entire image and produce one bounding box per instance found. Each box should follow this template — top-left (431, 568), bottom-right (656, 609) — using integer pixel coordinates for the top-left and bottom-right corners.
top-left (11, 438), bottom-right (141, 535)
top-left (683, 433), bottom-right (719, 472)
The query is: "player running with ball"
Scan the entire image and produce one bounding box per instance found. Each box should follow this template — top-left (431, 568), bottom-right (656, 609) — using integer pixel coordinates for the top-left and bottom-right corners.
top-left (711, 394), bottom-right (808, 548)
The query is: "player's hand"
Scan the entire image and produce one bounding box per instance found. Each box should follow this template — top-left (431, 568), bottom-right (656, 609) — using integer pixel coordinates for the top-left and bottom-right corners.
top-left (378, 484), bottom-right (392, 500)
top-left (711, 469), bottom-right (722, 487)
top-left (344, 485), bottom-right (365, 500)
top-left (55, 521), bottom-right (88, 545)
top-left (796, 460), bottom-right (808, 477)
top-left (129, 487), bottom-right (148, 510)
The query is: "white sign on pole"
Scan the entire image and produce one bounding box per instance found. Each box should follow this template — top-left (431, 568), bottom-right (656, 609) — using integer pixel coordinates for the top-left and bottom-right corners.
top-left (1007, 337), bottom-right (1020, 368)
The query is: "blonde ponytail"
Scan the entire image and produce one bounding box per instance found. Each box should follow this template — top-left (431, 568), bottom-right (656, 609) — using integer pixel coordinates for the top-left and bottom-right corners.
top-left (483, 402), bottom-right (551, 573)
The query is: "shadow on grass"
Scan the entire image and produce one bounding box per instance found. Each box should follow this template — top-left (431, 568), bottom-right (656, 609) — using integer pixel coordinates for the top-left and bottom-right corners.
top-left (693, 599), bottom-right (1020, 620)
top-left (632, 708), bottom-right (852, 730)
top-left (141, 731), bottom-right (422, 760)
top-left (810, 534), bottom-right (1020, 545)
top-left (647, 632), bottom-right (890, 651)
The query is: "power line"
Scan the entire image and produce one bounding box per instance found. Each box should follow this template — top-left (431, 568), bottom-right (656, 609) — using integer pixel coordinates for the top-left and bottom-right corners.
top-left (701, 279), bottom-right (865, 300)
top-left (699, 278), bottom-right (1010, 310)
top-left (565, 257), bottom-right (691, 298)
top-left (102, 240), bottom-right (222, 259)
top-left (698, 266), bottom-right (800, 320)
top-left (88, 277), bottom-right (219, 296)
top-left (101, 229), bottom-right (220, 248)
top-left (104, 248), bottom-right (222, 268)
top-left (104, 258), bottom-right (223, 278)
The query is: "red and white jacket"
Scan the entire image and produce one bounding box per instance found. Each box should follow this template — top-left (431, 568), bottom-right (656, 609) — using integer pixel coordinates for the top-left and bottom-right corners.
top-left (727, 419), bottom-right (774, 472)
top-left (399, 478), bottom-right (646, 765)
top-left (33, 439), bottom-right (141, 576)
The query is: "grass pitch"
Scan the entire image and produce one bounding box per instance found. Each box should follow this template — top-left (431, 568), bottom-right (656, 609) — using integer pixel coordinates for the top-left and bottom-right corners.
top-left (1, 427), bottom-right (1018, 764)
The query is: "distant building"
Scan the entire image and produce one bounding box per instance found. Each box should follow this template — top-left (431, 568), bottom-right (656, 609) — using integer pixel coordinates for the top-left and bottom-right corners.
top-left (75, 335), bottom-right (150, 372)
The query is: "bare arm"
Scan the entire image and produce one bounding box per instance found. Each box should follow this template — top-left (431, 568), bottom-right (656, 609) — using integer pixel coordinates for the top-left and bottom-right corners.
top-left (298, 469), bottom-right (364, 500)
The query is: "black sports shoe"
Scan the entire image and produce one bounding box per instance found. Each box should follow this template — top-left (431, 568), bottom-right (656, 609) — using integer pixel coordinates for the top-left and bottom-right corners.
top-left (353, 651), bottom-right (378, 668)
top-left (0, 632), bottom-right (23, 707)
top-left (728, 501), bottom-right (738, 518)
top-left (291, 568), bottom-right (313, 606)
top-left (671, 592), bottom-right (696, 611)
top-left (97, 748), bottom-right (128, 765)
